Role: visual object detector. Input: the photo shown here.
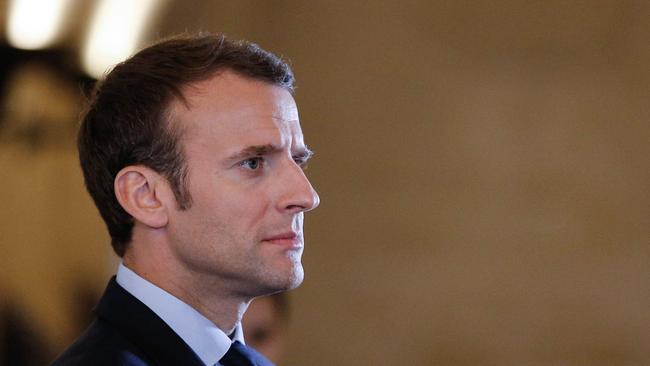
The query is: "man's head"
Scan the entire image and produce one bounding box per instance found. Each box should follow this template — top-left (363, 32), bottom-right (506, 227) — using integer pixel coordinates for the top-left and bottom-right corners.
top-left (79, 34), bottom-right (296, 257)
top-left (80, 33), bottom-right (319, 296)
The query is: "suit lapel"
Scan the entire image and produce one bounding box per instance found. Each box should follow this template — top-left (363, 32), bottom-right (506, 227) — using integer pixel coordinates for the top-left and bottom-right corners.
top-left (96, 277), bottom-right (206, 366)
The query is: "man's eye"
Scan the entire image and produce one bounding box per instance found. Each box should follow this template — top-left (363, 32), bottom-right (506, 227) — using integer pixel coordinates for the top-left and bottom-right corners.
top-left (240, 157), bottom-right (264, 170)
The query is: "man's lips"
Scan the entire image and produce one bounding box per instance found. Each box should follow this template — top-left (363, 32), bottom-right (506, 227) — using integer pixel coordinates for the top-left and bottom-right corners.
top-left (262, 232), bottom-right (302, 247)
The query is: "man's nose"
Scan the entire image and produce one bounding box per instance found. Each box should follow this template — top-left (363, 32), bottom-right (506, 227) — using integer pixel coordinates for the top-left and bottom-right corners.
top-left (277, 160), bottom-right (320, 213)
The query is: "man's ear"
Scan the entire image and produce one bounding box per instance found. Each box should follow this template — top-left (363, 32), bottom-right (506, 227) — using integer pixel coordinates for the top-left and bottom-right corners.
top-left (114, 166), bottom-right (172, 229)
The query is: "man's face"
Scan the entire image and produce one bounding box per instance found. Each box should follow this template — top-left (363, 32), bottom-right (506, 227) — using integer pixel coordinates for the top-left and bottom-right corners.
top-left (165, 71), bottom-right (319, 297)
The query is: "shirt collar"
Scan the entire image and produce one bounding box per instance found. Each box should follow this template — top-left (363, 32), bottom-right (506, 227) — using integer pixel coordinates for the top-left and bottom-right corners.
top-left (116, 263), bottom-right (244, 366)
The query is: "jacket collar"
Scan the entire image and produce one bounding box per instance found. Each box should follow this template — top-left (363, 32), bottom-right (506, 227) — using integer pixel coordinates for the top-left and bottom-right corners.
top-left (96, 277), bottom-right (206, 366)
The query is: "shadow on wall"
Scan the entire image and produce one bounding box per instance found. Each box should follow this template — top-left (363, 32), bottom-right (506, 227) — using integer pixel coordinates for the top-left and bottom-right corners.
top-left (0, 281), bottom-right (100, 366)
top-left (0, 301), bottom-right (50, 366)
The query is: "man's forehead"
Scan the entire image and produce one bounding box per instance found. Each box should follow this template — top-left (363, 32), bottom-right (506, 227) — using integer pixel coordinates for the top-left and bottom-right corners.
top-left (232, 116), bottom-right (305, 143)
top-left (180, 70), bottom-right (294, 105)
top-left (172, 78), bottom-right (298, 122)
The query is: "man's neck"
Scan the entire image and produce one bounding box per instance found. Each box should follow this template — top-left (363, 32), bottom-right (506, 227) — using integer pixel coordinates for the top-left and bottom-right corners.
top-left (122, 248), bottom-right (249, 334)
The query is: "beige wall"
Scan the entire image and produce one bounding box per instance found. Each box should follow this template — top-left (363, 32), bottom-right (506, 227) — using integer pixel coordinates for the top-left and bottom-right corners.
top-left (1, 1), bottom-right (648, 365)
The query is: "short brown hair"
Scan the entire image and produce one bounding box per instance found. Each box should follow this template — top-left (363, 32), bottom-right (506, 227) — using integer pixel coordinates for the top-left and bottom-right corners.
top-left (78, 33), bottom-right (295, 257)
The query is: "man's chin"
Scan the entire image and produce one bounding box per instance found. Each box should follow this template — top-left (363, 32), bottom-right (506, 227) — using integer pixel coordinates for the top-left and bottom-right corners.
top-left (279, 250), bottom-right (304, 286)
top-left (286, 264), bottom-right (305, 289)
top-left (263, 262), bottom-right (304, 294)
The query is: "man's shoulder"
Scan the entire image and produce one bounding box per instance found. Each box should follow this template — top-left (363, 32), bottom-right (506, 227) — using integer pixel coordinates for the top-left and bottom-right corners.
top-left (50, 276), bottom-right (205, 366)
top-left (50, 319), bottom-right (151, 366)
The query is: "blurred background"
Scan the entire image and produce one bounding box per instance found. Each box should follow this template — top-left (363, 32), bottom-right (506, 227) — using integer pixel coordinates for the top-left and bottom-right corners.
top-left (0, 0), bottom-right (649, 365)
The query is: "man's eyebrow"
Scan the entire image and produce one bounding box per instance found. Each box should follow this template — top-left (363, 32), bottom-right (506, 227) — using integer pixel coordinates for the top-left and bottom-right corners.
top-left (227, 144), bottom-right (315, 162)
top-left (227, 144), bottom-right (282, 161)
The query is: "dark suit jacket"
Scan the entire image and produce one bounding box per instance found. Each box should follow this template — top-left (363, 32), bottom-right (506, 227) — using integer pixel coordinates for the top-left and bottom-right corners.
top-left (50, 277), bottom-right (205, 366)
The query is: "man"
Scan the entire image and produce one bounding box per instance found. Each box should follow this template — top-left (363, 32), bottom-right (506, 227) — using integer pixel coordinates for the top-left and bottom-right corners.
top-left (51, 33), bottom-right (319, 366)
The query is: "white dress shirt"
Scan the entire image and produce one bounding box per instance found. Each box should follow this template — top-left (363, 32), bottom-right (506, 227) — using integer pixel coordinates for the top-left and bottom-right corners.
top-left (116, 263), bottom-right (244, 366)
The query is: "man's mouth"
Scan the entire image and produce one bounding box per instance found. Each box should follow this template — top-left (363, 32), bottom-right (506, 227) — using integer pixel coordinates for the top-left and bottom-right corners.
top-left (261, 232), bottom-right (302, 248)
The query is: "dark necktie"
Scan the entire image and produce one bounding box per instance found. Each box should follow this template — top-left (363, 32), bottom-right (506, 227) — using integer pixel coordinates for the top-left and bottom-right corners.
top-left (219, 341), bottom-right (275, 366)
